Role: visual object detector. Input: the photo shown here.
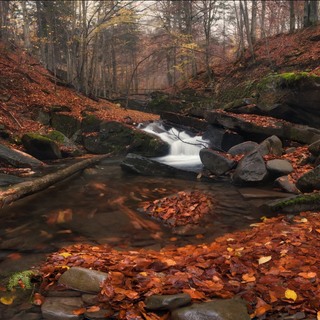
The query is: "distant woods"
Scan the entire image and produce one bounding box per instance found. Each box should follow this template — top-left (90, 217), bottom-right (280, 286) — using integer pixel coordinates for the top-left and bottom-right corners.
top-left (0, 0), bottom-right (318, 98)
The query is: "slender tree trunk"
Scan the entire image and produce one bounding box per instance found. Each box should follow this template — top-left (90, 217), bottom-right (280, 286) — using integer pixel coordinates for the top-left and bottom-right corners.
top-left (0, 0), bottom-right (9, 42)
top-left (240, 0), bottom-right (254, 60)
top-left (250, 0), bottom-right (257, 44)
top-left (289, 0), bottom-right (296, 32)
top-left (21, 0), bottom-right (31, 50)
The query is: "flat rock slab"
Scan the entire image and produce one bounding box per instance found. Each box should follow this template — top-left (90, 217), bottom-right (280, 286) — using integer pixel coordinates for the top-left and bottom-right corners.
top-left (41, 297), bottom-right (83, 320)
top-left (266, 159), bottom-right (293, 175)
top-left (171, 299), bottom-right (250, 320)
top-left (58, 267), bottom-right (108, 293)
top-left (0, 173), bottom-right (24, 186)
top-left (238, 188), bottom-right (292, 199)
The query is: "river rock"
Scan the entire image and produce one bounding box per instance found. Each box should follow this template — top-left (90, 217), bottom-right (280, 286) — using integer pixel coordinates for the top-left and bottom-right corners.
top-left (257, 135), bottom-right (283, 156)
top-left (227, 141), bottom-right (259, 156)
top-left (41, 297), bottom-right (83, 320)
top-left (308, 139), bottom-right (320, 156)
top-left (266, 159), bottom-right (293, 176)
top-left (233, 150), bottom-right (268, 185)
top-left (22, 133), bottom-right (62, 160)
top-left (121, 153), bottom-right (199, 180)
top-left (171, 299), bottom-right (250, 320)
top-left (145, 293), bottom-right (191, 311)
top-left (296, 165), bottom-right (320, 192)
top-left (58, 267), bottom-right (108, 293)
top-left (275, 176), bottom-right (300, 194)
top-left (200, 149), bottom-right (236, 175)
top-left (202, 125), bottom-right (244, 152)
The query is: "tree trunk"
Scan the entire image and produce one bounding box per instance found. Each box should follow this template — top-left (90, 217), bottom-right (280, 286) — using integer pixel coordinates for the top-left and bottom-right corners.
top-left (289, 0), bottom-right (296, 32)
top-left (0, 154), bottom-right (110, 208)
top-left (0, 0), bottom-right (9, 41)
top-left (304, 0), bottom-right (319, 27)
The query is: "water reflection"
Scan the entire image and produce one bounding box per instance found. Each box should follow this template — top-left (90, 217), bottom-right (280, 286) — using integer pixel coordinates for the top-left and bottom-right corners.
top-left (0, 159), bottom-right (268, 282)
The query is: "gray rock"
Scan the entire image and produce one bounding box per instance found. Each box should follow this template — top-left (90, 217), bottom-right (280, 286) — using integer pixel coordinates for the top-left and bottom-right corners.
top-left (275, 176), bottom-right (300, 194)
top-left (266, 159), bottom-right (293, 175)
top-left (233, 150), bottom-right (268, 185)
top-left (51, 113), bottom-right (81, 138)
top-left (84, 308), bottom-right (114, 319)
top-left (58, 267), bottom-right (108, 293)
top-left (200, 149), bottom-right (236, 175)
top-left (171, 299), bottom-right (250, 320)
top-left (41, 297), bottom-right (83, 320)
top-left (308, 139), bottom-right (320, 156)
top-left (81, 293), bottom-right (98, 305)
top-left (121, 153), bottom-right (200, 180)
top-left (228, 141), bottom-right (259, 156)
top-left (296, 165), bottom-right (320, 192)
top-left (145, 293), bottom-right (191, 311)
top-left (257, 135), bottom-right (283, 156)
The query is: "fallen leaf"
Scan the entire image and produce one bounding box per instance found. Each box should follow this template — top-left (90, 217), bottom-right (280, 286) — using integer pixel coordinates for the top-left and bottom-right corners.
top-left (86, 306), bottom-right (100, 312)
top-left (298, 272), bottom-right (317, 279)
top-left (285, 289), bottom-right (297, 301)
top-left (59, 252), bottom-right (72, 258)
top-left (73, 308), bottom-right (86, 315)
top-left (242, 273), bottom-right (256, 282)
top-left (0, 296), bottom-right (15, 305)
top-left (258, 256), bottom-right (272, 265)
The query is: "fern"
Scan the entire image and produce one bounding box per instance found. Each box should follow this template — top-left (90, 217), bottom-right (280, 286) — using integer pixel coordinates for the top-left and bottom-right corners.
top-left (7, 270), bottom-right (35, 291)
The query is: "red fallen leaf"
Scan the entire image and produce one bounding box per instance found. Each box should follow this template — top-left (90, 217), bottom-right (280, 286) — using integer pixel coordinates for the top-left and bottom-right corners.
top-left (72, 308), bottom-right (86, 315)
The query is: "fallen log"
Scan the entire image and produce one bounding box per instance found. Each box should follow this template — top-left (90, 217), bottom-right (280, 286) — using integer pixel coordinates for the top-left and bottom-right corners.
top-left (0, 154), bottom-right (110, 208)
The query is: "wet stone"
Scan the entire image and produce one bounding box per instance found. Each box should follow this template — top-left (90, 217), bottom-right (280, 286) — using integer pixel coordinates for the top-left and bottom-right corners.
top-left (227, 141), bottom-right (258, 156)
top-left (58, 267), bottom-right (108, 293)
top-left (47, 290), bottom-right (82, 297)
top-left (84, 308), bottom-right (114, 319)
top-left (275, 176), bottom-right (300, 194)
top-left (41, 297), bottom-right (83, 320)
top-left (266, 159), bottom-right (293, 176)
top-left (145, 293), bottom-right (191, 311)
top-left (81, 293), bottom-right (99, 305)
top-left (171, 299), bottom-right (250, 320)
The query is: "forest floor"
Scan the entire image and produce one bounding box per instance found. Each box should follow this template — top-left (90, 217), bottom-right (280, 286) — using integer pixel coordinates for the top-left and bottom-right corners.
top-left (0, 27), bottom-right (320, 319)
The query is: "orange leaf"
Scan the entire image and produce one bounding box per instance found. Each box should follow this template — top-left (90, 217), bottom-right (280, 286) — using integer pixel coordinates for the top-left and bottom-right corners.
top-left (298, 272), bottom-right (317, 279)
top-left (86, 306), bottom-right (100, 313)
top-left (255, 304), bottom-right (272, 317)
top-left (242, 273), bottom-right (256, 283)
top-left (72, 308), bottom-right (86, 315)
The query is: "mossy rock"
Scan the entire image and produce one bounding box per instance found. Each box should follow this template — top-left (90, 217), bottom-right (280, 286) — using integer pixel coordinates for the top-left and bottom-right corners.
top-left (22, 132), bottom-right (62, 160)
top-left (81, 113), bottom-right (102, 133)
top-left (83, 121), bottom-right (169, 156)
top-left (51, 113), bottom-right (81, 138)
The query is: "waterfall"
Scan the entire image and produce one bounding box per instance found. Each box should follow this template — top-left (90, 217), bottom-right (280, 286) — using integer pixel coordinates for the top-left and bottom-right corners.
top-left (141, 121), bottom-right (209, 171)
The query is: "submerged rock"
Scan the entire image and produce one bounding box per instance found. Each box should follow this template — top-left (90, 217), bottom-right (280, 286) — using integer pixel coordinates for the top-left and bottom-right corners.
top-left (41, 297), bottom-right (83, 320)
top-left (171, 299), bottom-right (250, 320)
top-left (145, 293), bottom-right (191, 311)
top-left (200, 149), bottom-right (236, 175)
top-left (58, 267), bottom-right (108, 293)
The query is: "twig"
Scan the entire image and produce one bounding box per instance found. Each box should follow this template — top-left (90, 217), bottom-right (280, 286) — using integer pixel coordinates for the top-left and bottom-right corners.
top-left (0, 104), bottom-right (23, 128)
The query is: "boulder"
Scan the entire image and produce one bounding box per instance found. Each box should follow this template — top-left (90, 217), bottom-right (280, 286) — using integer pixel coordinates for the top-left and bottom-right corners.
top-left (171, 299), bottom-right (250, 320)
top-left (203, 125), bottom-right (244, 152)
top-left (256, 72), bottom-right (320, 128)
top-left (228, 141), bottom-right (259, 156)
top-left (81, 113), bottom-right (102, 133)
top-left (233, 150), bottom-right (268, 185)
top-left (275, 176), bottom-right (300, 194)
top-left (161, 111), bottom-right (208, 131)
top-left (121, 153), bottom-right (200, 180)
top-left (296, 165), bottom-right (320, 192)
top-left (257, 135), bottom-right (283, 156)
top-left (21, 133), bottom-right (62, 160)
top-left (45, 130), bottom-right (83, 157)
top-left (41, 297), bottom-right (83, 320)
top-left (0, 144), bottom-right (44, 168)
top-left (266, 159), bottom-right (293, 176)
top-left (200, 149), bottom-right (236, 175)
top-left (145, 293), bottom-right (191, 311)
top-left (83, 121), bottom-right (169, 156)
top-left (51, 113), bottom-right (81, 138)
top-left (308, 139), bottom-right (320, 156)
top-left (58, 267), bottom-right (108, 293)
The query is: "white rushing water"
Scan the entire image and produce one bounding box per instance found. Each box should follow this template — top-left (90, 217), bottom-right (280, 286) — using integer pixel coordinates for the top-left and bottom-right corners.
top-left (141, 121), bottom-right (209, 171)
